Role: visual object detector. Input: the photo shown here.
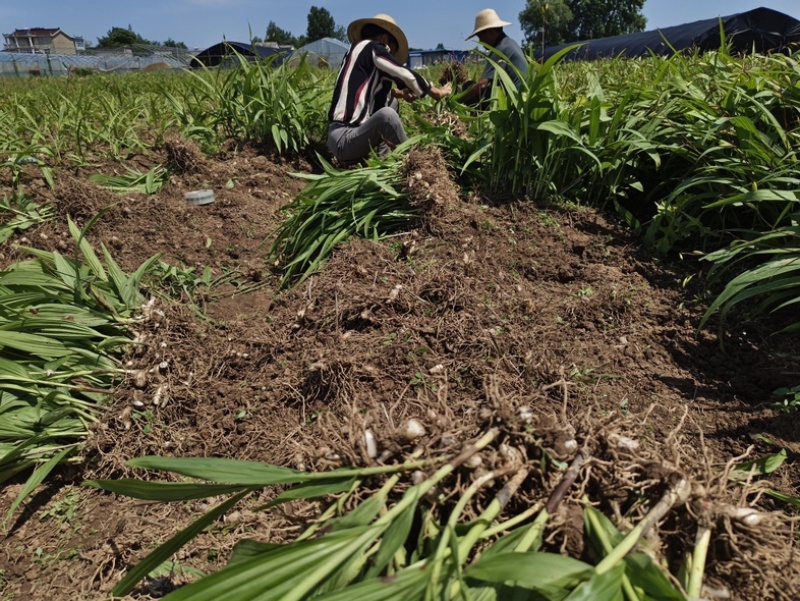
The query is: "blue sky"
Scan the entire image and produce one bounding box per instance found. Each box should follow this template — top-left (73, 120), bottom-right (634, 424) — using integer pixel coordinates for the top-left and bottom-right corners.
top-left (1, 1), bottom-right (798, 51)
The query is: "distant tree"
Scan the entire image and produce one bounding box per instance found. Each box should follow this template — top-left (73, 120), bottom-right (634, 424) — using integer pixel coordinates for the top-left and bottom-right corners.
top-left (162, 37), bottom-right (187, 49)
top-left (567, 0), bottom-right (646, 40)
top-left (436, 42), bottom-right (445, 50)
top-left (266, 20), bottom-right (297, 46)
top-left (333, 24), bottom-right (348, 43)
top-left (519, 0), bottom-right (646, 45)
top-left (306, 6), bottom-right (336, 42)
top-left (97, 25), bottom-right (153, 48)
top-left (519, 0), bottom-right (573, 47)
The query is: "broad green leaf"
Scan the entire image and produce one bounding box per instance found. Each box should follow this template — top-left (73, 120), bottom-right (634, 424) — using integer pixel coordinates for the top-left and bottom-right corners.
top-left (126, 456), bottom-right (312, 485)
top-left (161, 526), bottom-right (380, 601)
top-left (465, 552), bottom-right (595, 593)
top-left (86, 479), bottom-right (250, 501)
top-left (564, 562), bottom-right (624, 601)
top-left (261, 478), bottom-right (354, 509)
top-left (584, 506), bottom-right (624, 552)
top-left (479, 519), bottom-right (545, 561)
top-left (112, 491), bottom-right (249, 597)
top-left (367, 492), bottom-right (418, 577)
top-left (148, 560), bottom-right (206, 581)
top-left (124, 254), bottom-right (161, 308)
top-left (330, 490), bottom-right (386, 532)
top-left (3, 447), bottom-right (73, 529)
top-left (731, 449), bottom-right (787, 480)
top-left (227, 539), bottom-right (282, 567)
top-left (52, 251), bottom-right (77, 290)
top-left (763, 489), bottom-right (800, 509)
top-left (0, 331), bottom-right (70, 359)
top-left (625, 553), bottom-right (686, 601)
top-left (68, 217), bottom-right (108, 282)
top-left (301, 563), bottom-right (429, 601)
top-left (463, 586), bottom-right (499, 601)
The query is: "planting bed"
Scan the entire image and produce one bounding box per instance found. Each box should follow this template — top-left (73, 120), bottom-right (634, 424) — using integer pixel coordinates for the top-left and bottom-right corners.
top-left (1, 144), bottom-right (799, 600)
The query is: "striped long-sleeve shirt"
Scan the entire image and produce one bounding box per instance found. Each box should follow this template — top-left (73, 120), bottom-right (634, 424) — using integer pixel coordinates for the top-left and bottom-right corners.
top-left (329, 40), bottom-right (432, 126)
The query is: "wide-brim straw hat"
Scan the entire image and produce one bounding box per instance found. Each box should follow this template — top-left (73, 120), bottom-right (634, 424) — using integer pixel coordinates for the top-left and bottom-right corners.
top-left (467, 8), bottom-right (512, 39)
top-left (347, 14), bottom-right (409, 65)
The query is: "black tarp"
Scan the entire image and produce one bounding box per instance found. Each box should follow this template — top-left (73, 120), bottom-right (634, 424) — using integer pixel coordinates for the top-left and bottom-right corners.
top-left (190, 42), bottom-right (288, 68)
top-left (538, 7), bottom-right (800, 61)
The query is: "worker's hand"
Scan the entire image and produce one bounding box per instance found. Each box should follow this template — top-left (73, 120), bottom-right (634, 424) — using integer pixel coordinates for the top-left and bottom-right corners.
top-left (428, 82), bottom-right (452, 101)
top-left (391, 88), bottom-right (416, 102)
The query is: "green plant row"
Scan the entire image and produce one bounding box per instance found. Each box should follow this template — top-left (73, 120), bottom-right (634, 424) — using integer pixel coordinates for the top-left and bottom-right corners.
top-left (268, 146), bottom-right (417, 287)
top-left (0, 217), bottom-right (159, 530)
top-left (88, 434), bottom-right (692, 601)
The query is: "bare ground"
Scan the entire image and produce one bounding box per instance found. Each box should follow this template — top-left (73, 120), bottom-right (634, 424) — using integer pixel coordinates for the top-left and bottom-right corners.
top-left (1, 144), bottom-right (799, 601)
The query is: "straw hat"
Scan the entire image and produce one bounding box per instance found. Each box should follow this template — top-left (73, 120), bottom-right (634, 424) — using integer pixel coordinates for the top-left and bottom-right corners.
top-left (347, 14), bottom-right (409, 65)
top-left (467, 8), bottom-right (512, 39)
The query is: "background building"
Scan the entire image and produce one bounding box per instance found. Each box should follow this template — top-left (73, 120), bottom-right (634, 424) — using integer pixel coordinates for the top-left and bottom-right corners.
top-left (190, 42), bottom-right (291, 68)
top-left (408, 49), bottom-right (469, 69)
top-left (3, 28), bottom-right (82, 55)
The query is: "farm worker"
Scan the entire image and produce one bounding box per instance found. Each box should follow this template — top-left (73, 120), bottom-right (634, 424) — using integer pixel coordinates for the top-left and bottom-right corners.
top-left (328, 14), bottom-right (452, 165)
top-left (460, 8), bottom-right (528, 107)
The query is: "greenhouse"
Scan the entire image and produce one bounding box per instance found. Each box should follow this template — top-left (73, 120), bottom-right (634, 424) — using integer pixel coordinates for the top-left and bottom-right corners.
top-left (540, 7), bottom-right (800, 61)
top-left (290, 37), bottom-right (349, 68)
top-left (0, 50), bottom-right (186, 77)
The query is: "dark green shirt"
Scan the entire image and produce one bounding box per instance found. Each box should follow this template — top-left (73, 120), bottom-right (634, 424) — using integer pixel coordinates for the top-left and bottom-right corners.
top-left (480, 33), bottom-right (528, 88)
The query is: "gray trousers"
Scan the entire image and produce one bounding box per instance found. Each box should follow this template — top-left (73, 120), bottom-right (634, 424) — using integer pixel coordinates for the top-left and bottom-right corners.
top-left (328, 106), bottom-right (408, 164)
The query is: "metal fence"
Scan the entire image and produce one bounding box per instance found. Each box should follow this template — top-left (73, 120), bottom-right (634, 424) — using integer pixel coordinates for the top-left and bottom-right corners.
top-left (0, 46), bottom-right (193, 77)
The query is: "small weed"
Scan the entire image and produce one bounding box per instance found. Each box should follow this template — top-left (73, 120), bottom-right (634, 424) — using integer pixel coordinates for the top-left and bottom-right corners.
top-left (773, 386), bottom-right (800, 413)
top-left (410, 371), bottom-right (426, 387)
top-left (577, 286), bottom-right (595, 297)
top-left (306, 409), bottom-right (328, 424)
top-left (410, 371), bottom-right (437, 393)
top-left (538, 212), bottom-right (559, 228)
top-left (33, 546), bottom-right (81, 566)
top-left (89, 165), bottom-right (169, 195)
top-left (132, 409), bottom-right (156, 434)
top-left (39, 490), bottom-right (81, 526)
top-left (152, 261), bottom-right (213, 300)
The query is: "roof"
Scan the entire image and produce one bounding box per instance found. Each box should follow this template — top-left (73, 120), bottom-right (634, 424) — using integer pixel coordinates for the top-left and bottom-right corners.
top-left (4, 28), bottom-right (72, 39)
top-left (190, 42), bottom-right (289, 68)
top-left (539, 7), bottom-right (800, 61)
top-left (298, 37), bottom-right (348, 52)
top-left (0, 51), bottom-right (185, 70)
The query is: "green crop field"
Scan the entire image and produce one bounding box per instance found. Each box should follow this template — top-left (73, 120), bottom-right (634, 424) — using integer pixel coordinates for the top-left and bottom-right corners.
top-left (1, 48), bottom-right (799, 600)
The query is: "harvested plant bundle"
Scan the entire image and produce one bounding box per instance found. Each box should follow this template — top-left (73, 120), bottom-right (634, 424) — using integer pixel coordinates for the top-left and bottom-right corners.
top-left (268, 148), bottom-right (417, 287)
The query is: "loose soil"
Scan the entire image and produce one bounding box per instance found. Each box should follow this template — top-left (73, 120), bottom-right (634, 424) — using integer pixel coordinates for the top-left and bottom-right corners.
top-left (1, 144), bottom-right (799, 601)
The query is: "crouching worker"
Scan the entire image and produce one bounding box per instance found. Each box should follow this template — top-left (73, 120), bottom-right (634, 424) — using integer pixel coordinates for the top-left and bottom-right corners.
top-left (328, 14), bottom-right (452, 165)
top-left (460, 9), bottom-right (528, 108)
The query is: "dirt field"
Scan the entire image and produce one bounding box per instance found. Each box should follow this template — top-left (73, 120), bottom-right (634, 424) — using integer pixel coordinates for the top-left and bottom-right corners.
top-left (1, 144), bottom-right (799, 600)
